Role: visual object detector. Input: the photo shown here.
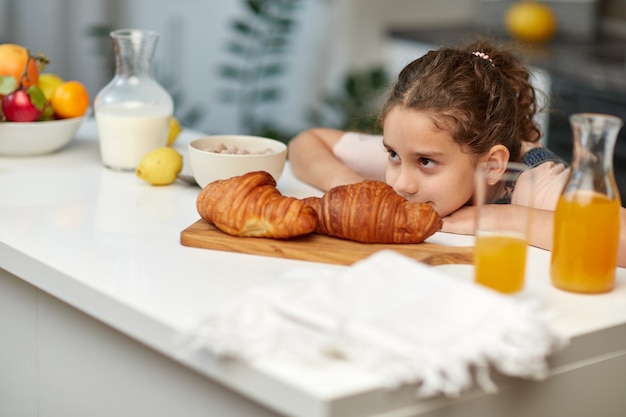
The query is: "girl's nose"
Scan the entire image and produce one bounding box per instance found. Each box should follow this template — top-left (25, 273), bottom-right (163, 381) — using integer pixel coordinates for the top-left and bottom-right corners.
top-left (391, 168), bottom-right (419, 198)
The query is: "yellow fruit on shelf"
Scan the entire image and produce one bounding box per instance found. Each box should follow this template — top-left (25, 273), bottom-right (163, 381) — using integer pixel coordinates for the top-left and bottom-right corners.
top-left (38, 73), bottom-right (64, 101)
top-left (135, 147), bottom-right (183, 186)
top-left (505, 1), bottom-right (557, 43)
top-left (166, 116), bottom-right (182, 146)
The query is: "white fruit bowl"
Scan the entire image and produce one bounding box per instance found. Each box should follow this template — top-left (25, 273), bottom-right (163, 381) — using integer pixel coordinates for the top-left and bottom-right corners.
top-left (188, 135), bottom-right (288, 188)
top-left (0, 116), bottom-right (85, 156)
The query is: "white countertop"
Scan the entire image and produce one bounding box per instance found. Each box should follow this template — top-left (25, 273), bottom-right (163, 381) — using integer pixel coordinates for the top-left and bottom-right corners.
top-left (2, 118), bottom-right (626, 417)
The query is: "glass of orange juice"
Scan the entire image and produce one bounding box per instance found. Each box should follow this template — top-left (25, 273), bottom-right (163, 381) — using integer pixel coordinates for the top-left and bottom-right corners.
top-left (473, 161), bottom-right (534, 294)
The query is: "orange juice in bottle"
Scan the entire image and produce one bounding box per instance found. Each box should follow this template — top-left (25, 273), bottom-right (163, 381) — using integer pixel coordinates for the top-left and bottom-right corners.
top-left (551, 191), bottom-right (620, 293)
top-left (550, 113), bottom-right (622, 294)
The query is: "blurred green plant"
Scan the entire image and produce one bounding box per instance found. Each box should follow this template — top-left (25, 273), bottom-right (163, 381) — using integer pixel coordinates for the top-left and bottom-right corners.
top-left (219, 0), bottom-right (391, 142)
top-left (309, 66), bottom-right (390, 135)
top-left (218, 0), bottom-right (303, 140)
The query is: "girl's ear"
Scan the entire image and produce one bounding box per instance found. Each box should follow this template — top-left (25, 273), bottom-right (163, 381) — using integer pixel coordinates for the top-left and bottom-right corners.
top-left (485, 144), bottom-right (510, 166)
top-left (479, 145), bottom-right (510, 185)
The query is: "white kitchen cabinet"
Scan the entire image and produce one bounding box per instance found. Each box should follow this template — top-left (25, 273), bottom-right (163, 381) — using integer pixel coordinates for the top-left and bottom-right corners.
top-left (0, 268), bottom-right (283, 417)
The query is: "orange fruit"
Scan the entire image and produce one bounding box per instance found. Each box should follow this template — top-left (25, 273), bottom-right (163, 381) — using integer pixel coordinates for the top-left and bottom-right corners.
top-left (505, 2), bottom-right (557, 43)
top-left (51, 80), bottom-right (90, 119)
top-left (0, 43), bottom-right (39, 87)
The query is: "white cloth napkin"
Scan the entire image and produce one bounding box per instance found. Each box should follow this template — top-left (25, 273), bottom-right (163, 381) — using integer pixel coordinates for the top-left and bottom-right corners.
top-left (184, 250), bottom-right (566, 397)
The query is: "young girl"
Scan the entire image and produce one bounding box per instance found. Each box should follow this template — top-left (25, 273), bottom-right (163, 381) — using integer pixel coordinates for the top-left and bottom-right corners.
top-left (288, 39), bottom-right (626, 267)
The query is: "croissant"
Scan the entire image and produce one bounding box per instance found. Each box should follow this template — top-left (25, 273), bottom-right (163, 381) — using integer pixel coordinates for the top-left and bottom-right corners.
top-left (303, 180), bottom-right (442, 243)
top-left (196, 171), bottom-right (318, 239)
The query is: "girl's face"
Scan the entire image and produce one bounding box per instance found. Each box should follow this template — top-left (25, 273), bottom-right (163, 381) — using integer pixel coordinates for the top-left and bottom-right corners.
top-left (383, 107), bottom-right (479, 217)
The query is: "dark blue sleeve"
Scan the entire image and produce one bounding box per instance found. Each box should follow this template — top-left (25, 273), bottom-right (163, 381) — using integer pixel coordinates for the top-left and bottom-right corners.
top-left (521, 147), bottom-right (568, 168)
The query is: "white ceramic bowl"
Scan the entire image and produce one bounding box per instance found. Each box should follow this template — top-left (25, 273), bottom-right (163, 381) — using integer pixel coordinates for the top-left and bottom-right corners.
top-left (0, 116), bottom-right (84, 156)
top-left (188, 135), bottom-right (288, 188)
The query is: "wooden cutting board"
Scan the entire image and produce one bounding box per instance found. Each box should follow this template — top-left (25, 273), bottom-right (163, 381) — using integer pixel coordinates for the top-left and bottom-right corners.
top-left (180, 219), bottom-right (474, 266)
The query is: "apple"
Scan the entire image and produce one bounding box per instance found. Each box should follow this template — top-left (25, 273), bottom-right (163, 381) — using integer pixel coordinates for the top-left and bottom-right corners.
top-left (1, 85), bottom-right (46, 122)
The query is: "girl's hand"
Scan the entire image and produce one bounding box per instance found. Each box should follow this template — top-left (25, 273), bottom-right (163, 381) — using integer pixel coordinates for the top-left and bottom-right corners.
top-left (443, 204), bottom-right (552, 243)
top-left (441, 204), bottom-right (509, 235)
top-left (441, 206), bottom-right (477, 235)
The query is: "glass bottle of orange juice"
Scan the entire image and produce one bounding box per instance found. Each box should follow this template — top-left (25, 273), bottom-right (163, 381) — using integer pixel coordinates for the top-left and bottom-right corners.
top-left (551, 113), bottom-right (623, 294)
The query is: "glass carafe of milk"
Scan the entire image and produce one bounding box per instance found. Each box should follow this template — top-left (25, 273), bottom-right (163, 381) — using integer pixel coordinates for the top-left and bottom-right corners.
top-left (94, 29), bottom-right (173, 171)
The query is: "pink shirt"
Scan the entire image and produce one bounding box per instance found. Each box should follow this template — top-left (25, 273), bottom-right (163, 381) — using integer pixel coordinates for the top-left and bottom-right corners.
top-left (514, 162), bottom-right (569, 210)
top-left (333, 132), bottom-right (569, 211)
top-left (332, 132), bottom-right (387, 182)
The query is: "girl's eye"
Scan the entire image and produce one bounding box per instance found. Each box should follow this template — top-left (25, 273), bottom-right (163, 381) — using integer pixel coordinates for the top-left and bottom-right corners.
top-left (418, 157), bottom-right (436, 168)
top-left (387, 149), bottom-right (400, 161)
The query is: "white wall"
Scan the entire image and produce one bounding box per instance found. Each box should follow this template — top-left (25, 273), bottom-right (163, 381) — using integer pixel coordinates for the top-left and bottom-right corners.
top-left (0, 0), bottom-right (9, 41)
top-left (332, 0), bottom-right (477, 71)
top-left (3, 0), bottom-right (478, 136)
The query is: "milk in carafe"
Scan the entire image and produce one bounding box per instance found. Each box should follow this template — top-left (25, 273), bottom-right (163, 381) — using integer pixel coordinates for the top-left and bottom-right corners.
top-left (96, 103), bottom-right (170, 171)
top-left (94, 29), bottom-right (173, 171)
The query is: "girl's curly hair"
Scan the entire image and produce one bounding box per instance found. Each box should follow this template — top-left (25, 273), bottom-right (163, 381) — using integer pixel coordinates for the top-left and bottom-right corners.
top-left (381, 38), bottom-right (543, 162)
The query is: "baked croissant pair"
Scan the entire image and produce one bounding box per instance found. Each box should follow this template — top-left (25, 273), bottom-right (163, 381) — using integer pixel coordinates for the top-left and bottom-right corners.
top-left (196, 171), bottom-right (442, 243)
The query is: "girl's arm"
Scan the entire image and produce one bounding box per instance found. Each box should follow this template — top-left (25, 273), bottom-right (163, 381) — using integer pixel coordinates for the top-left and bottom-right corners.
top-left (441, 205), bottom-right (552, 249)
top-left (442, 205), bottom-right (626, 268)
top-left (288, 128), bottom-right (367, 191)
top-left (524, 207), bottom-right (626, 268)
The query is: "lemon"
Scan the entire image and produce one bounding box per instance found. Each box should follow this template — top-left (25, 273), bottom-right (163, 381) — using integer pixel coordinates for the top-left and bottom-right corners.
top-left (505, 2), bottom-right (557, 43)
top-left (136, 147), bottom-right (183, 186)
top-left (166, 116), bottom-right (182, 146)
top-left (38, 73), bottom-right (64, 101)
